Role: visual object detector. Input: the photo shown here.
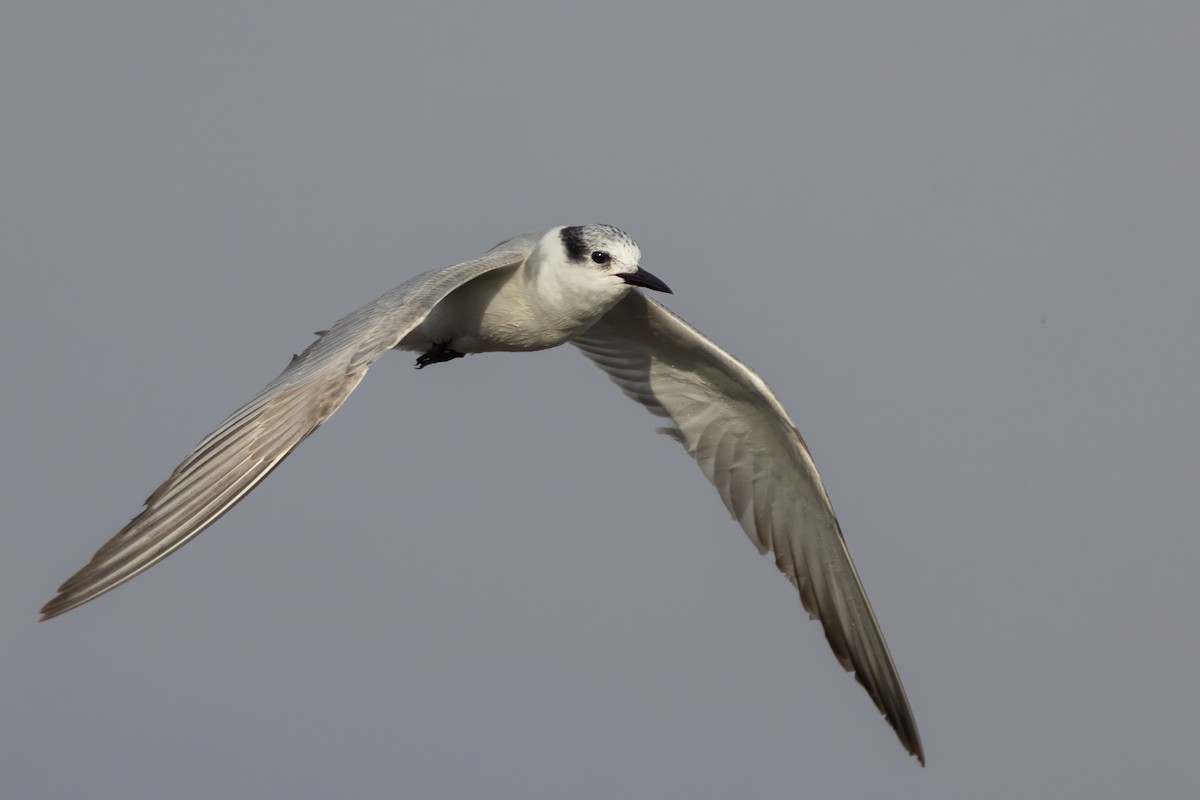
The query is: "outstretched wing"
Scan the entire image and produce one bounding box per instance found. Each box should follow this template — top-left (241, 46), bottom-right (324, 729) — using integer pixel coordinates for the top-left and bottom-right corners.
top-left (572, 291), bottom-right (924, 764)
top-left (40, 246), bottom-right (530, 620)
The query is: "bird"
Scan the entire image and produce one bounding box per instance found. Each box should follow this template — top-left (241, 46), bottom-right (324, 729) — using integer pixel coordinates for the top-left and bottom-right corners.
top-left (40, 224), bottom-right (923, 764)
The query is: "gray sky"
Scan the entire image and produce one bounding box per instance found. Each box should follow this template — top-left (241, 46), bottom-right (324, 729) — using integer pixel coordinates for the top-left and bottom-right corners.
top-left (4, 2), bottom-right (1198, 797)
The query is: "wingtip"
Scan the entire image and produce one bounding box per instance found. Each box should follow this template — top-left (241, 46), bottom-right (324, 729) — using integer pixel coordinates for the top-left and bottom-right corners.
top-left (895, 715), bottom-right (925, 766)
top-left (39, 587), bottom-right (83, 621)
top-left (38, 597), bottom-right (66, 622)
top-left (884, 706), bottom-right (925, 766)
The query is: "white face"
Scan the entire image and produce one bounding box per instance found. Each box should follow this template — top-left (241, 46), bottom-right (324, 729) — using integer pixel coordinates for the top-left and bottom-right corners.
top-left (557, 224), bottom-right (642, 276)
top-left (543, 224), bottom-right (671, 296)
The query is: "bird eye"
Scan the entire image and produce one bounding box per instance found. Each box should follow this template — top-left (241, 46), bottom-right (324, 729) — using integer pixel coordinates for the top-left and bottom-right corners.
top-left (591, 251), bottom-right (610, 265)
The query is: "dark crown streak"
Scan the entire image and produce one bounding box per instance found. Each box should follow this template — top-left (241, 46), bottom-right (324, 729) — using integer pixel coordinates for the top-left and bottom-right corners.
top-left (559, 226), bottom-right (589, 262)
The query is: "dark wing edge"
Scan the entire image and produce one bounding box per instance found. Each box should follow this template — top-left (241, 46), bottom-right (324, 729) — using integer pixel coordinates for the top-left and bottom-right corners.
top-left (40, 248), bottom-right (529, 620)
top-left (572, 291), bottom-right (924, 764)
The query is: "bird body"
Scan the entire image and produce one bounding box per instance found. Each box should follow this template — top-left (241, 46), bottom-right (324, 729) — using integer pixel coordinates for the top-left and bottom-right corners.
top-left (41, 224), bottom-right (923, 764)
top-left (399, 226), bottom-right (647, 355)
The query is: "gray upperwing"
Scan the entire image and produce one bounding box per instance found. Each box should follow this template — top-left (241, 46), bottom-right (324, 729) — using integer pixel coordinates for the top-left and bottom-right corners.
top-left (571, 291), bottom-right (924, 764)
top-left (40, 245), bottom-right (530, 620)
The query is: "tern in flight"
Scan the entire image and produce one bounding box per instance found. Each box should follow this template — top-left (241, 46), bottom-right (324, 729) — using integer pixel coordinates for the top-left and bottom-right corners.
top-left (41, 224), bottom-right (923, 764)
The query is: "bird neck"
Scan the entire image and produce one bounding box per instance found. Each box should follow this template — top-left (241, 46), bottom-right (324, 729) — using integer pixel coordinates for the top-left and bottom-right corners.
top-left (514, 260), bottom-right (625, 343)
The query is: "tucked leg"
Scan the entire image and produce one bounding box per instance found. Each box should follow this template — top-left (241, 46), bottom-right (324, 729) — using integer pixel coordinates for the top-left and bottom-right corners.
top-left (415, 341), bottom-right (466, 369)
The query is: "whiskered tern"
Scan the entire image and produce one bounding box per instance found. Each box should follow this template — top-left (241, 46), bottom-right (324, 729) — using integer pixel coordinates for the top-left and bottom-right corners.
top-left (41, 224), bottom-right (923, 764)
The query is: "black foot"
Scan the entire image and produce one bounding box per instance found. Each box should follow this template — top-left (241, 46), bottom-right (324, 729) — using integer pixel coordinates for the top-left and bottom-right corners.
top-left (415, 342), bottom-right (465, 369)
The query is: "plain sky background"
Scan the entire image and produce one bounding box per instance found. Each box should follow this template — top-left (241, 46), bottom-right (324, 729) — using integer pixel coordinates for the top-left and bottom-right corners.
top-left (3, 3), bottom-right (1198, 798)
